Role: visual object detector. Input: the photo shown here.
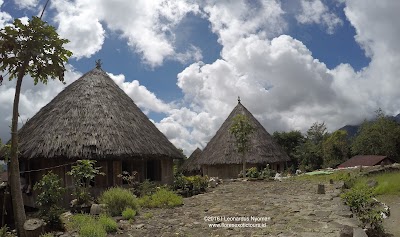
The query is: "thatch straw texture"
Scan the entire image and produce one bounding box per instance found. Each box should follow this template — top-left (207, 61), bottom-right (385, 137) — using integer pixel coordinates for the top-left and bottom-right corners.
top-left (181, 148), bottom-right (202, 172)
top-left (199, 101), bottom-right (290, 165)
top-left (11, 68), bottom-right (183, 160)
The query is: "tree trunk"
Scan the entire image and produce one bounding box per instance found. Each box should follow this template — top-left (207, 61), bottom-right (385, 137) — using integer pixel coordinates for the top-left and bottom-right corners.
top-left (9, 67), bottom-right (27, 237)
top-left (242, 153), bottom-right (246, 178)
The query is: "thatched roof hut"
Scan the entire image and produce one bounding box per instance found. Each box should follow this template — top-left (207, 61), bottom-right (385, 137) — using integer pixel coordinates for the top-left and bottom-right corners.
top-left (3, 67), bottom-right (183, 207)
top-left (180, 148), bottom-right (202, 176)
top-left (15, 67), bottom-right (183, 160)
top-left (199, 99), bottom-right (290, 178)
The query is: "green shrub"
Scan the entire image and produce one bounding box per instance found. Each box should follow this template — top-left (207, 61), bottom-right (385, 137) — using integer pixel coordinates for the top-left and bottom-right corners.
top-left (98, 187), bottom-right (139, 216)
top-left (122, 207), bottom-right (136, 220)
top-left (98, 214), bottom-right (118, 233)
top-left (143, 212), bottom-right (153, 219)
top-left (79, 222), bottom-right (106, 237)
top-left (65, 214), bottom-right (95, 232)
top-left (0, 225), bottom-right (16, 237)
top-left (246, 167), bottom-right (259, 178)
top-left (139, 187), bottom-right (183, 208)
top-left (138, 179), bottom-right (157, 197)
top-left (33, 171), bottom-right (65, 228)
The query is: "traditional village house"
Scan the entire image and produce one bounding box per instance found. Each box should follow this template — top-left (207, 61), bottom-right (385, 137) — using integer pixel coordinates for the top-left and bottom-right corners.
top-left (198, 99), bottom-right (290, 179)
top-left (338, 155), bottom-right (395, 168)
top-left (180, 148), bottom-right (202, 176)
top-left (2, 66), bottom-right (183, 206)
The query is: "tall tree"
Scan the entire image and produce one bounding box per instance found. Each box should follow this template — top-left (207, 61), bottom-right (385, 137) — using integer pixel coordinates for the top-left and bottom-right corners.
top-left (272, 130), bottom-right (304, 171)
top-left (322, 130), bottom-right (349, 168)
top-left (229, 114), bottom-right (254, 178)
top-left (297, 122), bottom-right (327, 171)
top-left (351, 109), bottom-right (400, 160)
top-left (0, 17), bottom-right (71, 236)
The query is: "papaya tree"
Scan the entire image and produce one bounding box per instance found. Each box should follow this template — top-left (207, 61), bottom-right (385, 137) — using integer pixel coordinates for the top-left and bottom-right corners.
top-left (0, 16), bottom-right (72, 236)
top-left (229, 114), bottom-right (254, 178)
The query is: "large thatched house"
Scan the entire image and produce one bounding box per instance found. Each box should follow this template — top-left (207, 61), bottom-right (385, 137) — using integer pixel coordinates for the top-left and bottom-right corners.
top-left (5, 67), bottom-right (183, 206)
top-left (198, 99), bottom-right (290, 178)
top-left (180, 148), bottom-right (202, 176)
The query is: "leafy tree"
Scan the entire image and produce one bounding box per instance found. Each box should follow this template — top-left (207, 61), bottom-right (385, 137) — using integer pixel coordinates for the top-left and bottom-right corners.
top-left (351, 109), bottom-right (400, 160)
top-left (0, 16), bottom-right (72, 236)
top-left (272, 130), bottom-right (304, 171)
top-left (229, 114), bottom-right (254, 178)
top-left (33, 171), bottom-right (65, 228)
top-left (68, 160), bottom-right (104, 206)
top-left (297, 122), bottom-right (327, 171)
top-left (322, 130), bottom-right (349, 168)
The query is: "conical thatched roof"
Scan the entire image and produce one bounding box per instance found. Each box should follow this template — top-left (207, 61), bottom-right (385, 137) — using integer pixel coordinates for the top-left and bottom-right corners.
top-left (180, 148), bottom-right (202, 172)
top-left (12, 68), bottom-right (183, 160)
top-left (199, 100), bottom-right (290, 165)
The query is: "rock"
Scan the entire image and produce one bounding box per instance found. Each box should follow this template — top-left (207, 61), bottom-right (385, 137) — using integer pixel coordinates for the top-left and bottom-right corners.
top-left (338, 225), bottom-right (353, 237)
top-left (90, 203), bottom-right (107, 215)
top-left (335, 181), bottom-right (345, 190)
top-left (366, 179), bottom-right (378, 188)
top-left (24, 218), bottom-right (44, 237)
top-left (317, 184), bottom-right (325, 194)
top-left (274, 173), bottom-right (282, 181)
top-left (209, 178), bottom-right (217, 188)
top-left (134, 224), bottom-right (145, 229)
top-left (353, 227), bottom-right (368, 237)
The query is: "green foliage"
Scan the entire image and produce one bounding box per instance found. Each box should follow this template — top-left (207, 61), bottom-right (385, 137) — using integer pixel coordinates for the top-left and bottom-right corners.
top-left (229, 114), bottom-right (254, 154)
top-left (296, 122), bottom-right (327, 171)
top-left (138, 187), bottom-right (183, 208)
top-left (138, 179), bottom-right (157, 197)
top-left (122, 207), bottom-right (137, 220)
top-left (67, 160), bottom-right (104, 205)
top-left (39, 233), bottom-right (54, 237)
top-left (98, 187), bottom-right (139, 216)
top-left (246, 167), bottom-right (259, 178)
top-left (143, 212), bottom-right (153, 219)
top-left (33, 171), bottom-right (65, 228)
top-left (117, 171), bottom-right (138, 192)
top-left (322, 130), bottom-right (349, 168)
top-left (351, 109), bottom-right (400, 159)
top-left (0, 17), bottom-right (72, 84)
top-left (65, 214), bottom-right (109, 236)
top-left (341, 185), bottom-right (384, 232)
top-left (65, 214), bottom-right (95, 232)
top-left (259, 166), bottom-right (276, 179)
top-left (173, 174), bottom-right (208, 196)
top-left (272, 130), bottom-right (304, 172)
top-left (0, 225), bottom-right (16, 237)
top-left (353, 172), bottom-right (400, 195)
top-left (98, 215), bottom-right (118, 233)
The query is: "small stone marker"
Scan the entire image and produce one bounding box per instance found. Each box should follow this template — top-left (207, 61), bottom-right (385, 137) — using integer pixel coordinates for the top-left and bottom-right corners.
top-left (329, 179), bottom-right (334, 184)
top-left (317, 184), bottom-right (325, 194)
top-left (24, 218), bottom-right (44, 237)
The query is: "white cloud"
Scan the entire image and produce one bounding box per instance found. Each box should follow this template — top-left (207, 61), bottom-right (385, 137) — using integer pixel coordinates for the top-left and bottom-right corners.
top-left (296, 0), bottom-right (343, 34)
top-left (50, 0), bottom-right (200, 67)
top-left (107, 73), bottom-right (172, 114)
top-left (13, 0), bottom-right (38, 9)
top-left (0, 0), bottom-right (12, 28)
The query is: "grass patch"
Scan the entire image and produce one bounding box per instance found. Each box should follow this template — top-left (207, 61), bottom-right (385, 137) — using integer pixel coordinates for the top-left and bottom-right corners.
top-left (353, 171), bottom-right (400, 195)
top-left (98, 187), bottom-right (139, 216)
top-left (122, 207), bottom-right (137, 220)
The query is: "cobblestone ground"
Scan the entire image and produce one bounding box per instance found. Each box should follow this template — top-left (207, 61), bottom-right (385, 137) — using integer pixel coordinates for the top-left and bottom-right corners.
top-left (124, 179), bottom-right (361, 237)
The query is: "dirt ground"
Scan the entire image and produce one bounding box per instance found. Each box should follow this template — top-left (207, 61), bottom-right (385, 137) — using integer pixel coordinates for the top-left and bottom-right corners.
top-left (123, 179), bottom-right (365, 237)
top-left (379, 195), bottom-right (400, 237)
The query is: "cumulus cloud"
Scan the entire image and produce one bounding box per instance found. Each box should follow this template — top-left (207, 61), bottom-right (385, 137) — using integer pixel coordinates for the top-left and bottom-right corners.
top-left (0, 0), bottom-right (12, 28)
top-left (296, 0), bottom-right (343, 34)
top-left (50, 0), bottom-right (200, 67)
top-left (13, 0), bottom-right (38, 9)
top-left (107, 73), bottom-right (172, 114)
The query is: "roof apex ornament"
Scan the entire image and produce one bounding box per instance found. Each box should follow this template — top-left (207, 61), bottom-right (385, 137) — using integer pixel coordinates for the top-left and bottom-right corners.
top-left (238, 96), bottom-right (241, 104)
top-left (95, 59), bottom-right (102, 69)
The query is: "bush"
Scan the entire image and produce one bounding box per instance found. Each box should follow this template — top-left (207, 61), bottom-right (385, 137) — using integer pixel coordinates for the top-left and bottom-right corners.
top-left (139, 187), bottom-right (183, 208)
top-left (98, 215), bottom-right (118, 233)
top-left (65, 214), bottom-right (95, 232)
top-left (98, 187), bottom-right (139, 216)
top-left (246, 167), bottom-right (259, 178)
top-left (138, 179), bottom-right (157, 197)
top-left (143, 212), bottom-right (153, 219)
top-left (122, 207), bottom-right (136, 220)
top-left (33, 171), bottom-right (65, 229)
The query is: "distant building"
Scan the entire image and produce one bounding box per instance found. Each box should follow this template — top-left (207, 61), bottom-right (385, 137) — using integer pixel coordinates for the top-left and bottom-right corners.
top-left (338, 155), bottom-right (395, 168)
top-left (198, 99), bottom-right (290, 179)
top-left (181, 148), bottom-right (202, 176)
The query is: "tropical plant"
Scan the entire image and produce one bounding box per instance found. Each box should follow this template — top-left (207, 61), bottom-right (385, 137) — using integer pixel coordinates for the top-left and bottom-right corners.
top-left (0, 16), bottom-right (72, 236)
top-left (229, 114), bottom-right (254, 178)
top-left (98, 187), bottom-right (139, 216)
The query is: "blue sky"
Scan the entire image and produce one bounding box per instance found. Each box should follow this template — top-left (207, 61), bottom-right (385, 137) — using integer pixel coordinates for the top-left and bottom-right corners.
top-left (1, 0), bottom-right (399, 155)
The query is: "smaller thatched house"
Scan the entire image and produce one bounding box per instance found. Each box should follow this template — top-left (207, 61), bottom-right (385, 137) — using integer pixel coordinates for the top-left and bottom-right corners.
top-left (198, 99), bottom-right (290, 179)
top-left (338, 155), bottom-right (395, 168)
top-left (180, 148), bottom-right (202, 176)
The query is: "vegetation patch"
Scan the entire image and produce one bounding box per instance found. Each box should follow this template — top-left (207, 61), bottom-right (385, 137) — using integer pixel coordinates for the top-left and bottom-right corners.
top-left (98, 187), bottom-right (139, 216)
top-left (139, 187), bottom-right (183, 208)
top-left (353, 172), bottom-right (400, 195)
top-left (122, 207), bottom-right (137, 220)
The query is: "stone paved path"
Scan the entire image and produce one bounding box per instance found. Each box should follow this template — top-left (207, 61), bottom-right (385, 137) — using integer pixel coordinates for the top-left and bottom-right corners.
top-left (125, 179), bottom-right (360, 237)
